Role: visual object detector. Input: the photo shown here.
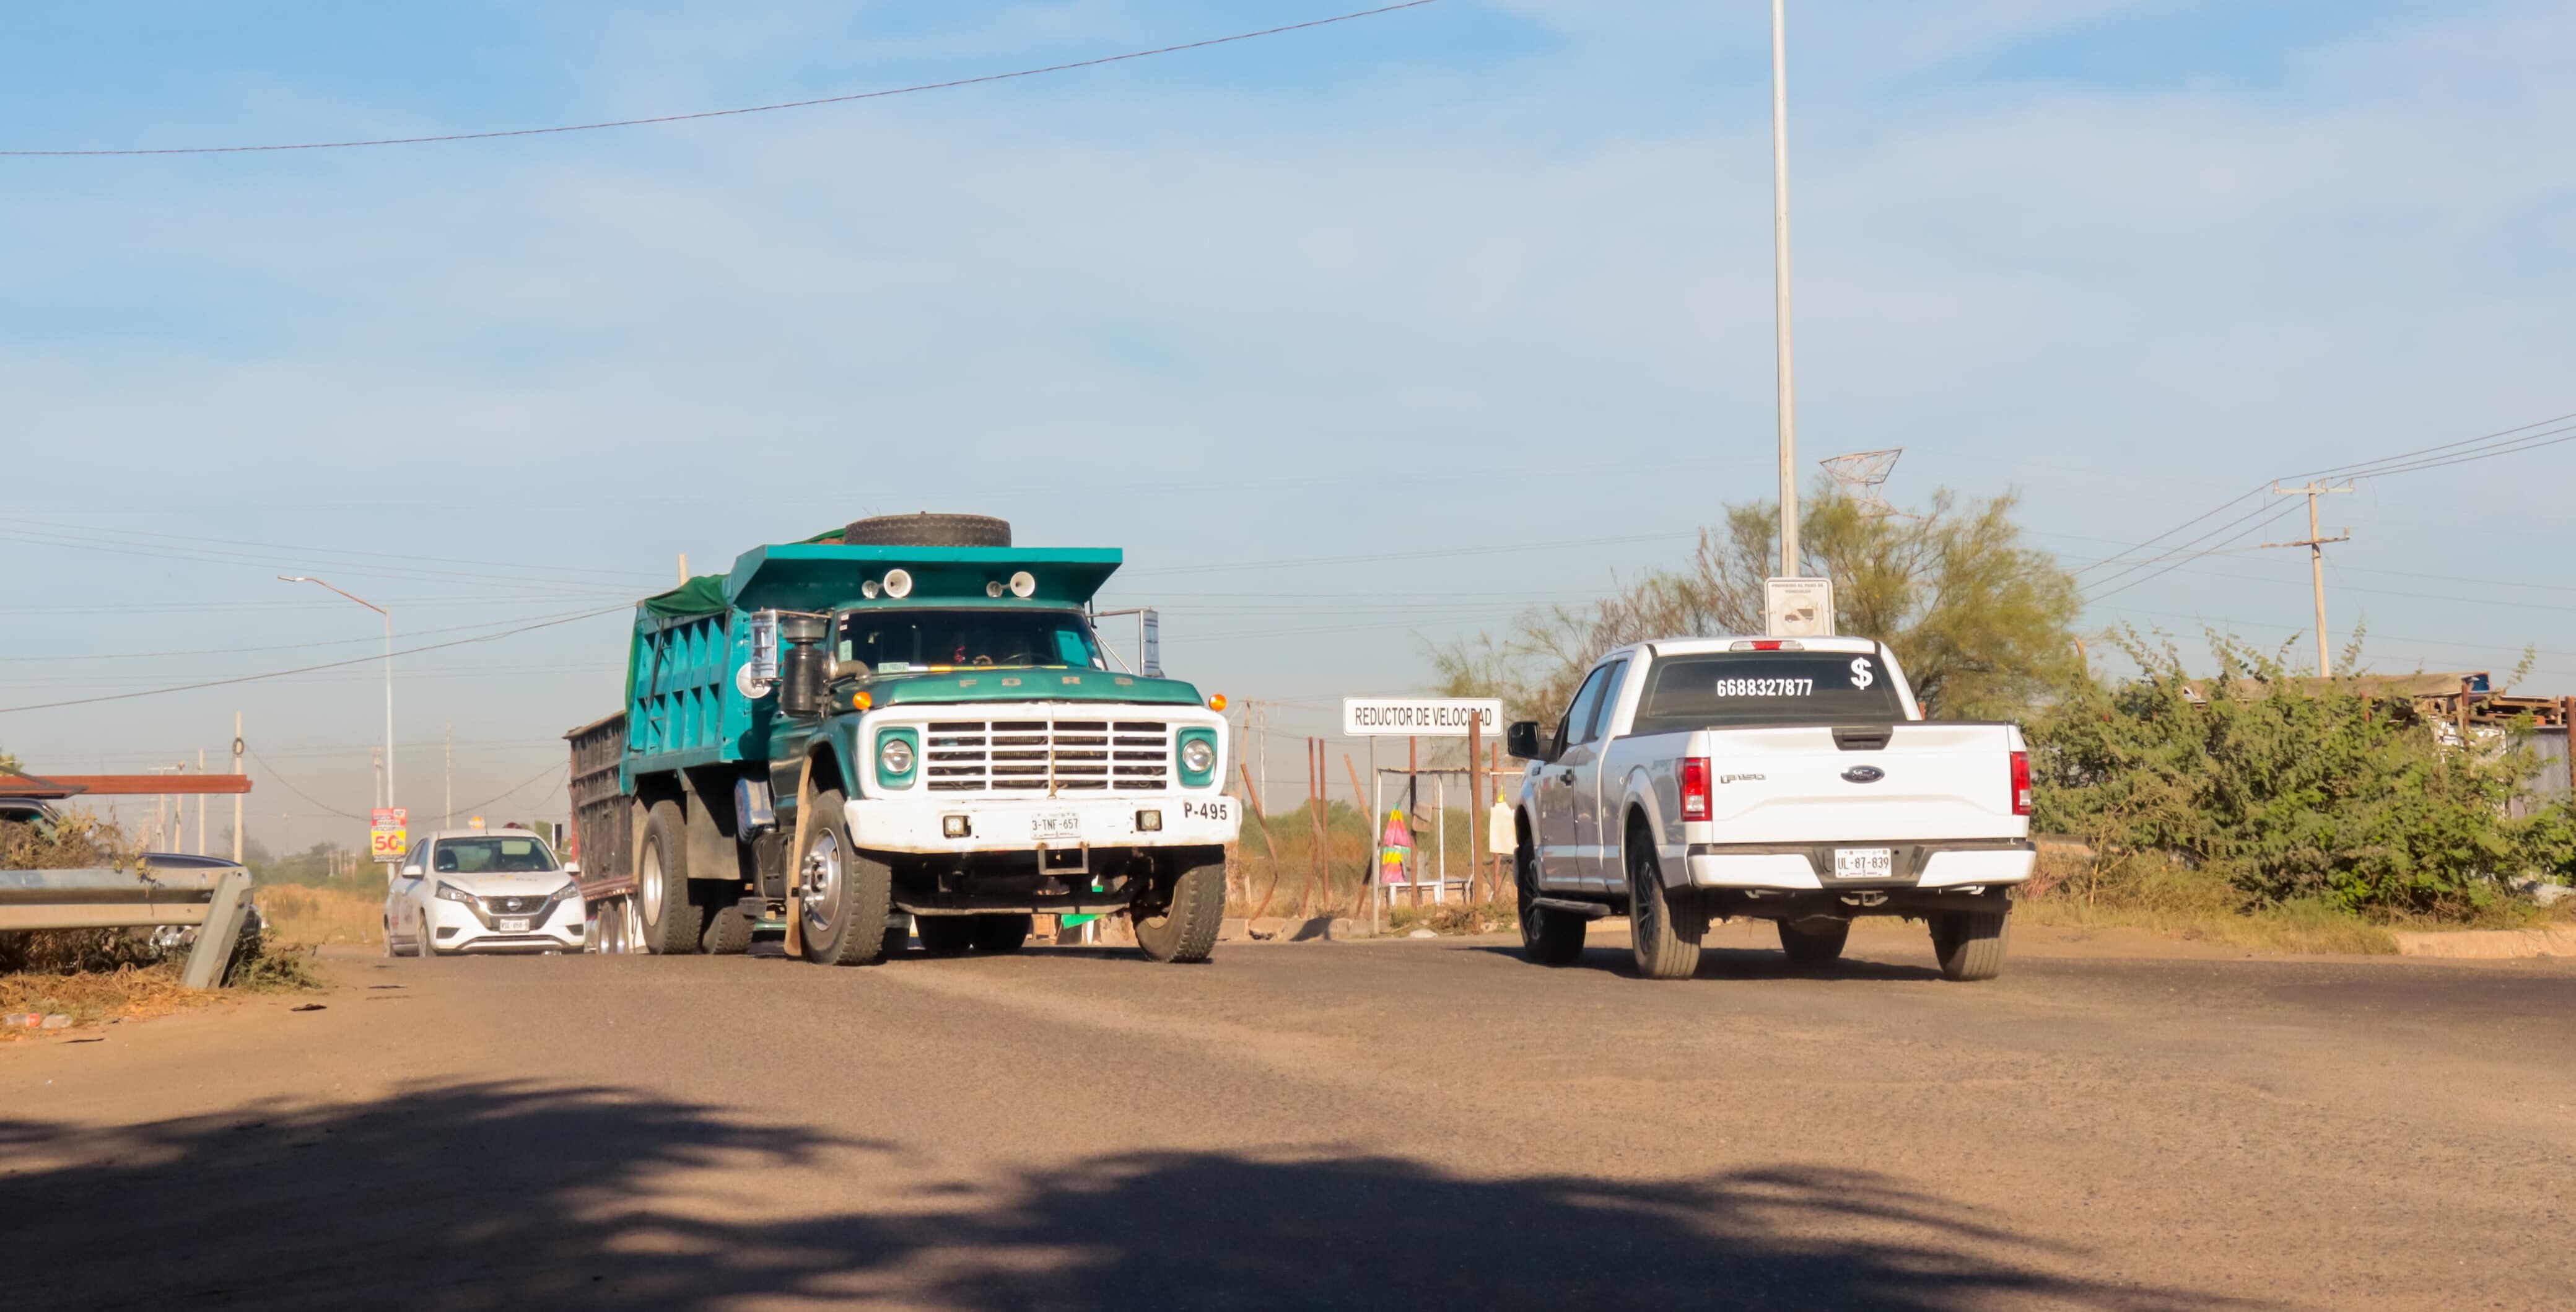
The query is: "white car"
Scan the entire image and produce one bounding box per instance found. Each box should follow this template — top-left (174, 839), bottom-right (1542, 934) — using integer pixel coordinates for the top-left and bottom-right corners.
top-left (385, 829), bottom-right (585, 956)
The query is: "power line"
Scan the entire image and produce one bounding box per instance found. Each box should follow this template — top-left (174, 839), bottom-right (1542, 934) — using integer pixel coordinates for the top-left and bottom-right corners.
top-left (0, 606), bottom-right (626, 714)
top-left (0, 1), bottom-right (1443, 157)
top-left (245, 744), bottom-right (367, 820)
top-left (447, 763), bottom-right (568, 820)
top-left (0, 603), bottom-right (626, 662)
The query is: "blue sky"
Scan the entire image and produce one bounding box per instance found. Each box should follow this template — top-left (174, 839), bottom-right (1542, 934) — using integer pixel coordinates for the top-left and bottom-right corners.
top-left (3, 1), bottom-right (2570, 848)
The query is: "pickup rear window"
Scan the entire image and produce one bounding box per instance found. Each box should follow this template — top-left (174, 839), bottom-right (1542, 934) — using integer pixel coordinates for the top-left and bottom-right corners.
top-left (1630, 652), bottom-right (1906, 732)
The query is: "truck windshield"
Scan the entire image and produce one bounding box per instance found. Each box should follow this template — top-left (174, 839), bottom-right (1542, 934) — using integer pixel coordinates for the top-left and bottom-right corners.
top-left (1630, 652), bottom-right (1907, 732)
top-left (837, 609), bottom-right (1107, 673)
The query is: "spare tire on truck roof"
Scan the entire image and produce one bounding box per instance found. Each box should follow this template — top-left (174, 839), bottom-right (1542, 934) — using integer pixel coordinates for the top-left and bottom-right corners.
top-left (840, 513), bottom-right (1011, 548)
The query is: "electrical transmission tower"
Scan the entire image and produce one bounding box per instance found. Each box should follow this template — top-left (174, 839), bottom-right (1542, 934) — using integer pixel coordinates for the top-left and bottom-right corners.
top-left (1817, 448), bottom-right (1904, 517)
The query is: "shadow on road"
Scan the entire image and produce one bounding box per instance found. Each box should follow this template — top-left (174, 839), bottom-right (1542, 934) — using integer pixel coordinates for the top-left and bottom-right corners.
top-left (2, 1080), bottom-right (2238, 1310)
top-left (1471, 943), bottom-right (1944, 983)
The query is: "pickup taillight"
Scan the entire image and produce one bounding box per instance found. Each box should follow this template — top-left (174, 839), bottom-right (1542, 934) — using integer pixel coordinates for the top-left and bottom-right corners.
top-left (2010, 750), bottom-right (2032, 816)
top-left (1680, 757), bottom-right (1711, 821)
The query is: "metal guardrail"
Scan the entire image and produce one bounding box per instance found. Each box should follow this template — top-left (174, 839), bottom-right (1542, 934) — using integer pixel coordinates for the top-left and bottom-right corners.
top-left (0, 863), bottom-right (255, 990)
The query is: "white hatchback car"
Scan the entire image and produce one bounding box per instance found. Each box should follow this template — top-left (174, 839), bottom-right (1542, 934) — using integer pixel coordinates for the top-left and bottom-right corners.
top-left (385, 829), bottom-right (585, 956)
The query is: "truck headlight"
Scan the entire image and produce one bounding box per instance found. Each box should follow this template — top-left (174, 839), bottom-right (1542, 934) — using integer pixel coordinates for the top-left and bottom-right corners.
top-left (1176, 727), bottom-right (1219, 787)
top-left (876, 727), bottom-right (920, 787)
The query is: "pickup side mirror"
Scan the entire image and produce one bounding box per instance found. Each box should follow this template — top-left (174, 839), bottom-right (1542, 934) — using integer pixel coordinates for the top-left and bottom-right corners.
top-left (1505, 720), bottom-right (1543, 761)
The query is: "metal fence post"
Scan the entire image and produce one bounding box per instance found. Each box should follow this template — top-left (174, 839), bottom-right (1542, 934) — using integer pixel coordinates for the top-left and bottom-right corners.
top-left (180, 868), bottom-right (254, 990)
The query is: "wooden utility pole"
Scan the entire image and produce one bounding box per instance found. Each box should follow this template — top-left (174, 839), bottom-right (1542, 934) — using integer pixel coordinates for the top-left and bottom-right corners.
top-left (232, 714), bottom-right (244, 864)
top-left (1465, 715), bottom-right (1482, 905)
top-left (2261, 481), bottom-right (2355, 677)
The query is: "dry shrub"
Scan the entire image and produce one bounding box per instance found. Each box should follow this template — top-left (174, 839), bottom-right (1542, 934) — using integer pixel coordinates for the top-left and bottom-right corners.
top-left (0, 811), bottom-right (139, 870)
top-left (256, 883), bottom-right (383, 946)
top-left (0, 961), bottom-right (212, 1036)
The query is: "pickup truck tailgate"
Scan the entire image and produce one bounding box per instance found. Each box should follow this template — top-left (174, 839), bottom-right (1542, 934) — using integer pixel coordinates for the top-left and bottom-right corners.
top-left (1696, 722), bottom-right (2022, 843)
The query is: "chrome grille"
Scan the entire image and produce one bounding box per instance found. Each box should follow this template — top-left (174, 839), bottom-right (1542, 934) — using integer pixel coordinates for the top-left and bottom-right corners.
top-left (923, 719), bottom-right (1172, 792)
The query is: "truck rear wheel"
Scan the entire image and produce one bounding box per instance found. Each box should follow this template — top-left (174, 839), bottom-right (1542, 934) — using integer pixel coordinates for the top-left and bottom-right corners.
top-left (1516, 837), bottom-right (1586, 966)
top-left (700, 902), bottom-right (754, 955)
top-left (1133, 854), bottom-right (1223, 963)
top-left (797, 791), bottom-right (893, 966)
top-left (1931, 909), bottom-right (2009, 982)
top-left (1626, 839), bottom-right (1702, 981)
top-left (636, 801), bottom-right (704, 955)
top-left (972, 914), bottom-right (1033, 953)
top-left (1778, 917), bottom-right (1849, 968)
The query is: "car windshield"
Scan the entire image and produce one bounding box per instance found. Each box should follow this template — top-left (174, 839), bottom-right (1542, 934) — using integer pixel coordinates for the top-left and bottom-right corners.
top-left (1630, 652), bottom-right (1908, 732)
top-left (433, 836), bottom-right (557, 874)
top-left (836, 608), bottom-right (1106, 673)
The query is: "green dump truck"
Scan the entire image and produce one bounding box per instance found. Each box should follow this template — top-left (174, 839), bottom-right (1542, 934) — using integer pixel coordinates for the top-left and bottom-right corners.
top-left (565, 514), bottom-right (1239, 964)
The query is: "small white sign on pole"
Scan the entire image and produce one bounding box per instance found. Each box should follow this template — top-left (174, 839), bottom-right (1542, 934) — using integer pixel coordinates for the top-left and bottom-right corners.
top-left (1763, 576), bottom-right (1835, 638)
top-left (1342, 698), bottom-right (1503, 738)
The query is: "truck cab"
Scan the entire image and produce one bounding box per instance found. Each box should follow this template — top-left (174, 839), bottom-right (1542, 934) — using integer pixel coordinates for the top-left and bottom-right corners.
top-left (569, 515), bottom-right (1240, 965)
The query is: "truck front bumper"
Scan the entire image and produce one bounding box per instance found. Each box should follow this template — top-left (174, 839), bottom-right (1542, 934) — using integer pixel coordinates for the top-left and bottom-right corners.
top-left (845, 793), bottom-right (1241, 855)
top-left (1684, 838), bottom-right (2034, 891)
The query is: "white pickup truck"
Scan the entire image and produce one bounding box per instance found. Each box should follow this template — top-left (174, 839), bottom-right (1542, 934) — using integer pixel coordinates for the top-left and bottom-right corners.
top-left (1503, 635), bottom-right (2034, 982)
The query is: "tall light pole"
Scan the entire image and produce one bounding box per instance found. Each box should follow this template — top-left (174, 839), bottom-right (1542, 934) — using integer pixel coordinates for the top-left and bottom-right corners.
top-left (279, 576), bottom-right (393, 816)
top-left (1770, 0), bottom-right (1801, 577)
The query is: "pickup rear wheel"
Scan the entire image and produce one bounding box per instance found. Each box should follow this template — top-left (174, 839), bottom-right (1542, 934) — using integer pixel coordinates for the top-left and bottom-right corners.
top-left (1516, 837), bottom-right (1585, 966)
top-left (1626, 839), bottom-right (1702, 981)
top-left (797, 791), bottom-right (894, 966)
top-left (1931, 909), bottom-right (2009, 981)
top-left (635, 800), bottom-right (704, 956)
top-left (1778, 917), bottom-right (1850, 968)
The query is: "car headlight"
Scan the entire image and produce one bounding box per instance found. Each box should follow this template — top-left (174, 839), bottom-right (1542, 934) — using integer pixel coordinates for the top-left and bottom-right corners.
top-left (434, 881), bottom-right (477, 904)
top-left (1180, 737), bottom-right (1216, 775)
top-left (880, 737), bottom-right (915, 776)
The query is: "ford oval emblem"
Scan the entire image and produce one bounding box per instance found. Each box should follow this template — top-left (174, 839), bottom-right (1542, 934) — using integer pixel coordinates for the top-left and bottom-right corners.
top-left (1841, 766), bottom-right (1885, 784)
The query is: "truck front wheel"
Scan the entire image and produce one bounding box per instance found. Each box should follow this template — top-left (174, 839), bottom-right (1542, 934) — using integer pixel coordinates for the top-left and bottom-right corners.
top-left (797, 790), bottom-right (893, 966)
top-left (1133, 854), bottom-right (1223, 963)
top-left (1930, 909), bottom-right (2009, 982)
top-left (637, 801), bottom-right (704, 955)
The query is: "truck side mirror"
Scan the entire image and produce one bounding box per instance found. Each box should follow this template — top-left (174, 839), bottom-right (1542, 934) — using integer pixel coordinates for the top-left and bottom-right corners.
top-left (1505, 720), bottom-right (1542, 761)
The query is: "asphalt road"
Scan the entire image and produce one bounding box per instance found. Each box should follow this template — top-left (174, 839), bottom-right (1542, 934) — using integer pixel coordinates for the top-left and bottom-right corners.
top-left (4, 924), bottom-right (2572, 1311)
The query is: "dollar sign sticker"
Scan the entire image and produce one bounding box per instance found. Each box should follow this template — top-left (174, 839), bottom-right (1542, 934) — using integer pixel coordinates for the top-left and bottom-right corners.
top-left (1849, 657), bottom-right (1874, 689)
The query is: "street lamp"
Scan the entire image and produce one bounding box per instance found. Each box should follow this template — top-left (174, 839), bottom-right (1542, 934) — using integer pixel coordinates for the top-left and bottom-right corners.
top-left (1770, 0), bottom-right (1801, 577)
top-left (278, 576), bottom-right (393, 817)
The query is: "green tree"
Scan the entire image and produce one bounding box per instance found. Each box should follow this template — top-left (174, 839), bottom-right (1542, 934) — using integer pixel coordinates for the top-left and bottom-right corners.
top-left (1431, 484), bottom-right (2081, 724)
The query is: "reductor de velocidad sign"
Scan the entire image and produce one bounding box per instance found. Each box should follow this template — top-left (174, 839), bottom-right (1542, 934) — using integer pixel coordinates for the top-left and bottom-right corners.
top-left (1341, 698), bottom-right (1505, 738)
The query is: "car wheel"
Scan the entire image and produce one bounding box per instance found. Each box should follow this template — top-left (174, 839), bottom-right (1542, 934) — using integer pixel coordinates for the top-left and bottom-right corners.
top-left (1626, 835), bottom-right (1702, 981)
top-left (1516, 833), bottom-right (1586, 966)
top-left (416, 910), bottom-right (438, 959)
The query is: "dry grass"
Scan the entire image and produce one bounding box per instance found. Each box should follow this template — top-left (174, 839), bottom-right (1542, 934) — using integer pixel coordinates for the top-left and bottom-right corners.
top-left (0, 960), bottom-right (216, 1039)
top-left (257, 883), bottom-right (382, 947)
top-left (1383, 899), bottom-right (1518, 936)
